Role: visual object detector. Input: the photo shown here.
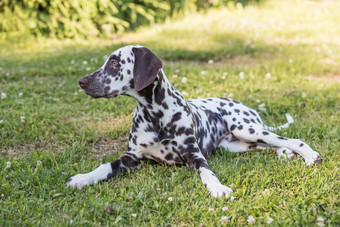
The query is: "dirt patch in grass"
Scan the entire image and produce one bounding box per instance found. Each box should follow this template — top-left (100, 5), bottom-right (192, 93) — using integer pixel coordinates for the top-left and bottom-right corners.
top-left (1, 142), bottom-right (62, 159)
top-left (91, 136), bottom-right (128, 159)
top-left (86, 115), bottom-right (132, 133)
top-left (308, 74), bottom-right (340, 83)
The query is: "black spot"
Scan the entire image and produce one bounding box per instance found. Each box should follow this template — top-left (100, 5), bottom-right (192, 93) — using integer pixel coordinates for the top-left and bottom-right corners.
top-left (229, 102), bottom-right (234, 107)
top-left (121, 59), bottom-right (126, 64)
top-left (127, 57), bottom-right (131, 63)
top-left (278, 136), bottom-right (287, 140)
top-left (232, 118), bottom-right (236, 121)
top-left (249, 128), bottom-right (255, 134)
top-left (238, 125), bottom-right (243, 130)
top-left (230, 124), bottom-right (237, 131)
top-left (165, 153), bottom-right (173, 160)
top-left (171, 112), bottom-right (182, 122)
top-left (243, 118), bottom-right (250, 124)
top-left (184, 137), bottom-right (196, 144)
top-left (262, 131), bottom-right (269, 135)
top-left (243, 111), bottom-right (249, 116)
top-left (127, 69), bottom-right (131, 75)
top-left (235, 109), bottom-right (240, 113)
top-left (300, 143), bottom-right (304, 147)
top-left (257, 139), bottom-right (266, 144)
top-left (249, 110), bottom-right (257, 117)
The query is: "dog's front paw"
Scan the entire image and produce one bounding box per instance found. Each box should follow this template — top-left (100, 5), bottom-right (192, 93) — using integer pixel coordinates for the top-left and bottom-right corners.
top-left (305, 152), bottom-right (322, 166)
top-left (207, 184), bottom-right (233, 198)
top-left (67, 173), bottom-right (95, 189)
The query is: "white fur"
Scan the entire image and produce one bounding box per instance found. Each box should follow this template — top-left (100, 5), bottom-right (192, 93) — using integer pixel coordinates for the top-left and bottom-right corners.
top-left (67, 163), bottom-right (112, 189)
top-left (199, 167), bottom-right (233, 198)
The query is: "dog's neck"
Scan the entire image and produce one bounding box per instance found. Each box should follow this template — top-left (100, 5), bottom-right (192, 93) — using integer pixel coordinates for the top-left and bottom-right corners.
top-left (125, 70), bottom-right (187, 112)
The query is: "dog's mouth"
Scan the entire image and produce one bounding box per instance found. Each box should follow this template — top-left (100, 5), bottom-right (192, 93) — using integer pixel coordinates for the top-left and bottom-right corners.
top-left (84, 91), bottom-right (119, 99)
top-left (104, 90), bottom-right (119, 98)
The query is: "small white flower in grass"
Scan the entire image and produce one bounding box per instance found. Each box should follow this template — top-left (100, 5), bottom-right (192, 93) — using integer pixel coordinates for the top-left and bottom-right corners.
top-left (1, 93), bottom-right (6, 99)
top-left (230, 196), bottom-right (235, 201)
top-left (182, 91), bottom-right (189, 97)
top-left (86, 67), bottom-right (91, 71)
top-left (222, 207), bottom-right (228, 211)
top-left (131, 213), bottom-right (137, 218)
top-left (228, 93), bottom-right (233, 98)
top-left (6, 73), bottom-right (10, 77)
top-left (208, 208), bottom-right (214, 212)
top-left (315, 47), bottom-right (321, 53)
top-left (82, 61), bottom-right (88, 65)
top-left (220, 216), bottom-right (228, 224)
top-left (247, 215), bottom-right (255, 224)
top-left (267, 217), bottom-right (274, 224)
top-left (289, 59), bottom-right (293, 63)
top-left (36, 160), bottom-right (42, 167)
top-left (173, 74), bottom-right (178, 78)
top-left (69, 220), bottom-right (73, 225)
top-left (0, 120), bottom-right (3, 124)
top-left (210, 81), bottom-right (213, 84)
top-left (265, 73), bottom-right (272, 79)
top-left (317, 217), bottom-right (324, 221)
top-left (301, 92), bottom-right (307, 98)
top-left (19, 92), bottom-right (23, 97)
top-left (201, 71), bottom-right (207, 75)
top-left (5, 161), bottom-right (11, 169)
top-left (74, 92), bottom-right (78, 95)
top-left (175, 69), bottom-right (180, 73)
top-left (162, 192), bottom-right (167, 196)
top-left (103, 55), bottom-right (108, 60)
top-left (262, 189), bottom-right (270, 196)
top-left (20, 116), bottom-right (25, 123)
top-left (239, 72), bottom-right (245, 79)
top-left (258, 103), bottom-right (266, 112)
top-left (1, 194), bottom-right (4, 199)
top-left (208, 59), bottom-right (214, 64)
top-left (0, 67), bottom-right (2, 71)
top-left (248, 94), bottom-right (253, 99)
top-left (70, 60), bottom-right (75, 64)
top-left (167, 197), bottom-right (173, 202)
top-left (256, 99), bottom-right (260, 103)
top-left (181, 77), bottom-right (188, 83)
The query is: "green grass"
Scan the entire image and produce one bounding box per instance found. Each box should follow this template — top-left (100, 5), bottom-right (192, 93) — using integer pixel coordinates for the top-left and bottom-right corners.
top-left (0, 0), bottom-right (339, 225)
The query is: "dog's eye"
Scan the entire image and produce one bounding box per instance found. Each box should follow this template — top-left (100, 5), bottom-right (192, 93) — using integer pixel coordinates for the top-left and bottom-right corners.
top-left (111, 59), bottom-right (119, 67)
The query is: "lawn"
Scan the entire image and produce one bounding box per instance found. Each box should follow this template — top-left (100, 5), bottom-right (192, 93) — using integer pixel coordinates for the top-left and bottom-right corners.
top-left (0, 0), bottom-right (339, 225)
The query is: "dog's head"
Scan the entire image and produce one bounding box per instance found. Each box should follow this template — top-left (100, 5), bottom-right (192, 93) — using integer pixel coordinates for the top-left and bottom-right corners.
top-left (78, 45), bottom-right (162, 98)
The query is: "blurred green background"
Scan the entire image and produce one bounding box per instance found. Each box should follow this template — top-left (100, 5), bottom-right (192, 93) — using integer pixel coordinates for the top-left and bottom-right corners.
top-left (0, 0), bottom-right (262, 39)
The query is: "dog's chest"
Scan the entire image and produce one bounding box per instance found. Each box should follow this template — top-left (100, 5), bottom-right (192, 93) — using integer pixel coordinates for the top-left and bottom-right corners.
top-left (140, 143), bottom-right (184, 165)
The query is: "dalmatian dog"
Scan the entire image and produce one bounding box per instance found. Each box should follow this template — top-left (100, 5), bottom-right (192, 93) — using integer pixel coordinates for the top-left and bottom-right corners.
top-left (67, 45), bottom-right (322, 198)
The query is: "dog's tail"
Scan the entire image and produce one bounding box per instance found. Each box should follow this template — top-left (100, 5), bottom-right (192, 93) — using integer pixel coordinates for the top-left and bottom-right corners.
top-left (263, 113), bottom-right (294, 131)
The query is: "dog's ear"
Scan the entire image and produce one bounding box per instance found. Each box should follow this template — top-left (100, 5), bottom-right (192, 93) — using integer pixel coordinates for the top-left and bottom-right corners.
top-left (132, 47), bottom-right (162, 92)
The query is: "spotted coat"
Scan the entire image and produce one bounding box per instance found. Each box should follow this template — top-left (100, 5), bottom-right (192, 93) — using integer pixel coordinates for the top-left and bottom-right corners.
top-left (67, 45), bottom-right (322, 198)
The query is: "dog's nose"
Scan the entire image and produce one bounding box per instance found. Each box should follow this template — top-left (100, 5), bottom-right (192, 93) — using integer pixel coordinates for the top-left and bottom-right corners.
top-left (79, 77), bottom-right (88, 89)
